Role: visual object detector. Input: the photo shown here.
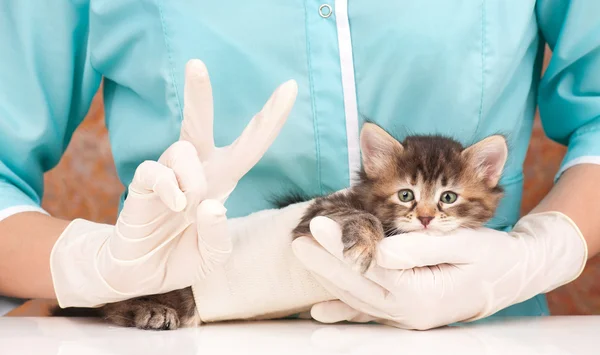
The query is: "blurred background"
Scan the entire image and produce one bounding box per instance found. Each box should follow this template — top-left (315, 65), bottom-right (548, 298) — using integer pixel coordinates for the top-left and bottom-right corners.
top-left (7, 47), bottom-right (600, 316)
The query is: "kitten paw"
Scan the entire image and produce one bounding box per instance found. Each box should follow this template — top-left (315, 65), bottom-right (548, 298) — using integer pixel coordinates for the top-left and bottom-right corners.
top-left (343, 236), bottom-right (376, 274)
top-left (134, 304), bottom-right (180, 330)
top-left (340, 213), bottom-right (384, 273)
top-left (104, 302), bottom-right (181, 331)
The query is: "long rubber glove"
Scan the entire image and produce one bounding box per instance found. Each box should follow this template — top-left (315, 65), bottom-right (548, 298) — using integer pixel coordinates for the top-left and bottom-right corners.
top-left (50, 59), bottom-right (298, 308)
top-left (191, 201), bottom-right (335, 323)
top-left (292, 212), bottom-right (587, 330)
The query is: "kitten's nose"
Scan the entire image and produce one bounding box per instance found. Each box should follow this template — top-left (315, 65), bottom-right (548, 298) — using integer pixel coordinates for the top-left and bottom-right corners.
top-left (418, 216), bottom-right (434, 227)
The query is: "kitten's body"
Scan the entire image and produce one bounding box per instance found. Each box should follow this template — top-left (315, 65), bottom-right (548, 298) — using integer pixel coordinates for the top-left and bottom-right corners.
top-left (53, 123), bottom-right (507, 330)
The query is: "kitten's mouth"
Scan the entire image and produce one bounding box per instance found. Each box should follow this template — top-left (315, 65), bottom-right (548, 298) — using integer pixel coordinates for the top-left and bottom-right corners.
top-left (392, 221), bottom-right (450, 235)
top-left (397, 224), bottom-right (444, 234)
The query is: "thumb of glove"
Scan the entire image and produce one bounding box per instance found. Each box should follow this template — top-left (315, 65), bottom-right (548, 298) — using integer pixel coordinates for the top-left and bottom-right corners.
top-left (310, 300), bottom-right (373, 324)
top-left (308, 216), bottom-right (345, 259)
top-left (195, 199), bottom-right (232, 278)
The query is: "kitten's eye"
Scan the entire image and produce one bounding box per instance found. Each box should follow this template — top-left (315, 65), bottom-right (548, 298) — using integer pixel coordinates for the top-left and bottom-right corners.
top-left (398, 189), bottom-right (415, 202)
top-left (440, 191), bottom-right (458, 204)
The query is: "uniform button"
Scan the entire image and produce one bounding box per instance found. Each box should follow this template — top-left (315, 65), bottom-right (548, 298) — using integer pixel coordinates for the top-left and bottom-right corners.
top-left (319, 4), bottom-right (332, 18)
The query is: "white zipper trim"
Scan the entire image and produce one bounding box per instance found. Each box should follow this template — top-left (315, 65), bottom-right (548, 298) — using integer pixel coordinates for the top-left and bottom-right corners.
top-left (334, 0), bottom-right (361, 186)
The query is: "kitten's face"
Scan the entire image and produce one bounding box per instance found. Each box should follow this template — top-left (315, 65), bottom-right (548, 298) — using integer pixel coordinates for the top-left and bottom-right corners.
top-left (357, 123), bottom-right (507, 235)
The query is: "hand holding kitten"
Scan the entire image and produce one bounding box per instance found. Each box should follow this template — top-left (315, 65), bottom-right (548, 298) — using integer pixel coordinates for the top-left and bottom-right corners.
top-left (292, 211), bottom-right (587, 330)
top-left (290, 123), bottom-right (587, 329)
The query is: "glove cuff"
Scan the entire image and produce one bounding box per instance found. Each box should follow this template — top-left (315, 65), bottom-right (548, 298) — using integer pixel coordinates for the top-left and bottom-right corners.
top-left (51, 219), bottom-right (130, 308)
top-left (514, 211), bottom-right (588, 294)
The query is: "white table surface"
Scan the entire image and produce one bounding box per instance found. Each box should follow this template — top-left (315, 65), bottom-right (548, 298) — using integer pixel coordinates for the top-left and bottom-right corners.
top-left (1, 316), bottom-right (598, 355)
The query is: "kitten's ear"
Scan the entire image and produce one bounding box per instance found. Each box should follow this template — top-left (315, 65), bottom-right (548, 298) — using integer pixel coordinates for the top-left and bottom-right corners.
top-left (360, 123), bottom-right (403, 177)
top-left (462, 135), bottom-right (507, 187)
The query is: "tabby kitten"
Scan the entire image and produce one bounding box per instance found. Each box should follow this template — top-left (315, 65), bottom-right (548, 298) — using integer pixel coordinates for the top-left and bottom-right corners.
top-left (52, 122), bottom-right (507, 330)
top-left (290, 122), bottom-right (508, 272)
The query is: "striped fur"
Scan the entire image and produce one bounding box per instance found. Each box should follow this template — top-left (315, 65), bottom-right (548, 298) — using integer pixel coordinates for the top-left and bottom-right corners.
top-left (292, 123), bottom-right (507, 272)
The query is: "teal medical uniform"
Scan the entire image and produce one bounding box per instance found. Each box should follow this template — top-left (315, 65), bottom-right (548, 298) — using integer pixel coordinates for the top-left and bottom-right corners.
top-left (1, 0), bottom-right (600, 317)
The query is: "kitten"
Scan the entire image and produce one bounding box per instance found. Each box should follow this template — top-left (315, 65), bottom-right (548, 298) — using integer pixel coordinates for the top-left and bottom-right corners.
top-left (289, 122), bottom-right (508, 272)
top-left (52, 122), bottom-right (507, 330)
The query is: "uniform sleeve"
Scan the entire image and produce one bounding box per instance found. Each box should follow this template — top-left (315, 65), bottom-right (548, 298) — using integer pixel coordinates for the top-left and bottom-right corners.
top-left (0, 0), bottom-right (101, 221)
top-left (536, 1), bottom-right (600, 181)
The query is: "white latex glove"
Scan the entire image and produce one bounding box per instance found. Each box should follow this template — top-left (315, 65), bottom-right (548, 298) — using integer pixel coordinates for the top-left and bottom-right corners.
top-left (292, 212), bottom-right (588, 330)
top-left (50, 59), bottom-right (298, 308)
top-left (191, 201), bottom-right (335, 323)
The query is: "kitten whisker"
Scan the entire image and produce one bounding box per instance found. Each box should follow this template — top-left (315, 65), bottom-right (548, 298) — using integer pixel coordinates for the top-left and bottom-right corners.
top-left (385, 228), bottom-right (402, 237)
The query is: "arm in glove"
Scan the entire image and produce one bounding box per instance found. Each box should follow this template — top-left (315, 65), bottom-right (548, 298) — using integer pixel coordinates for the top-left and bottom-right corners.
top-left (292, 211), bottom-right (587, 330)
top-left (50, 60), bottom-right (298, 308)
top-left (191, 201), bottom-right (336, 323)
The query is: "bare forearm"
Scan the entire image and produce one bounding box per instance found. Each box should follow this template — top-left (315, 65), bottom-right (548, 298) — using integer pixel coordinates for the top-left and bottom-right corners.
top-left (531, 164), bottom-right (600, 258)
top-left (0, 212), bottom-right (70, 299)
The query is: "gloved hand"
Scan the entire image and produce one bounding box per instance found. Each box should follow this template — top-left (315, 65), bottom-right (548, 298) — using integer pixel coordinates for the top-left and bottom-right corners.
top-left (292, 212), bottom-right (588, 330)
top-left (50, 59), bottom-right (298, 308)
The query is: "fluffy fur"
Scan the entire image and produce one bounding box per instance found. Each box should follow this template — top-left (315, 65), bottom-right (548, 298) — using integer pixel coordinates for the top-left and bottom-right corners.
top-left (52, 123), bottom-right (507, 330)
top-left (291, 123), bottom-right (507, 272)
